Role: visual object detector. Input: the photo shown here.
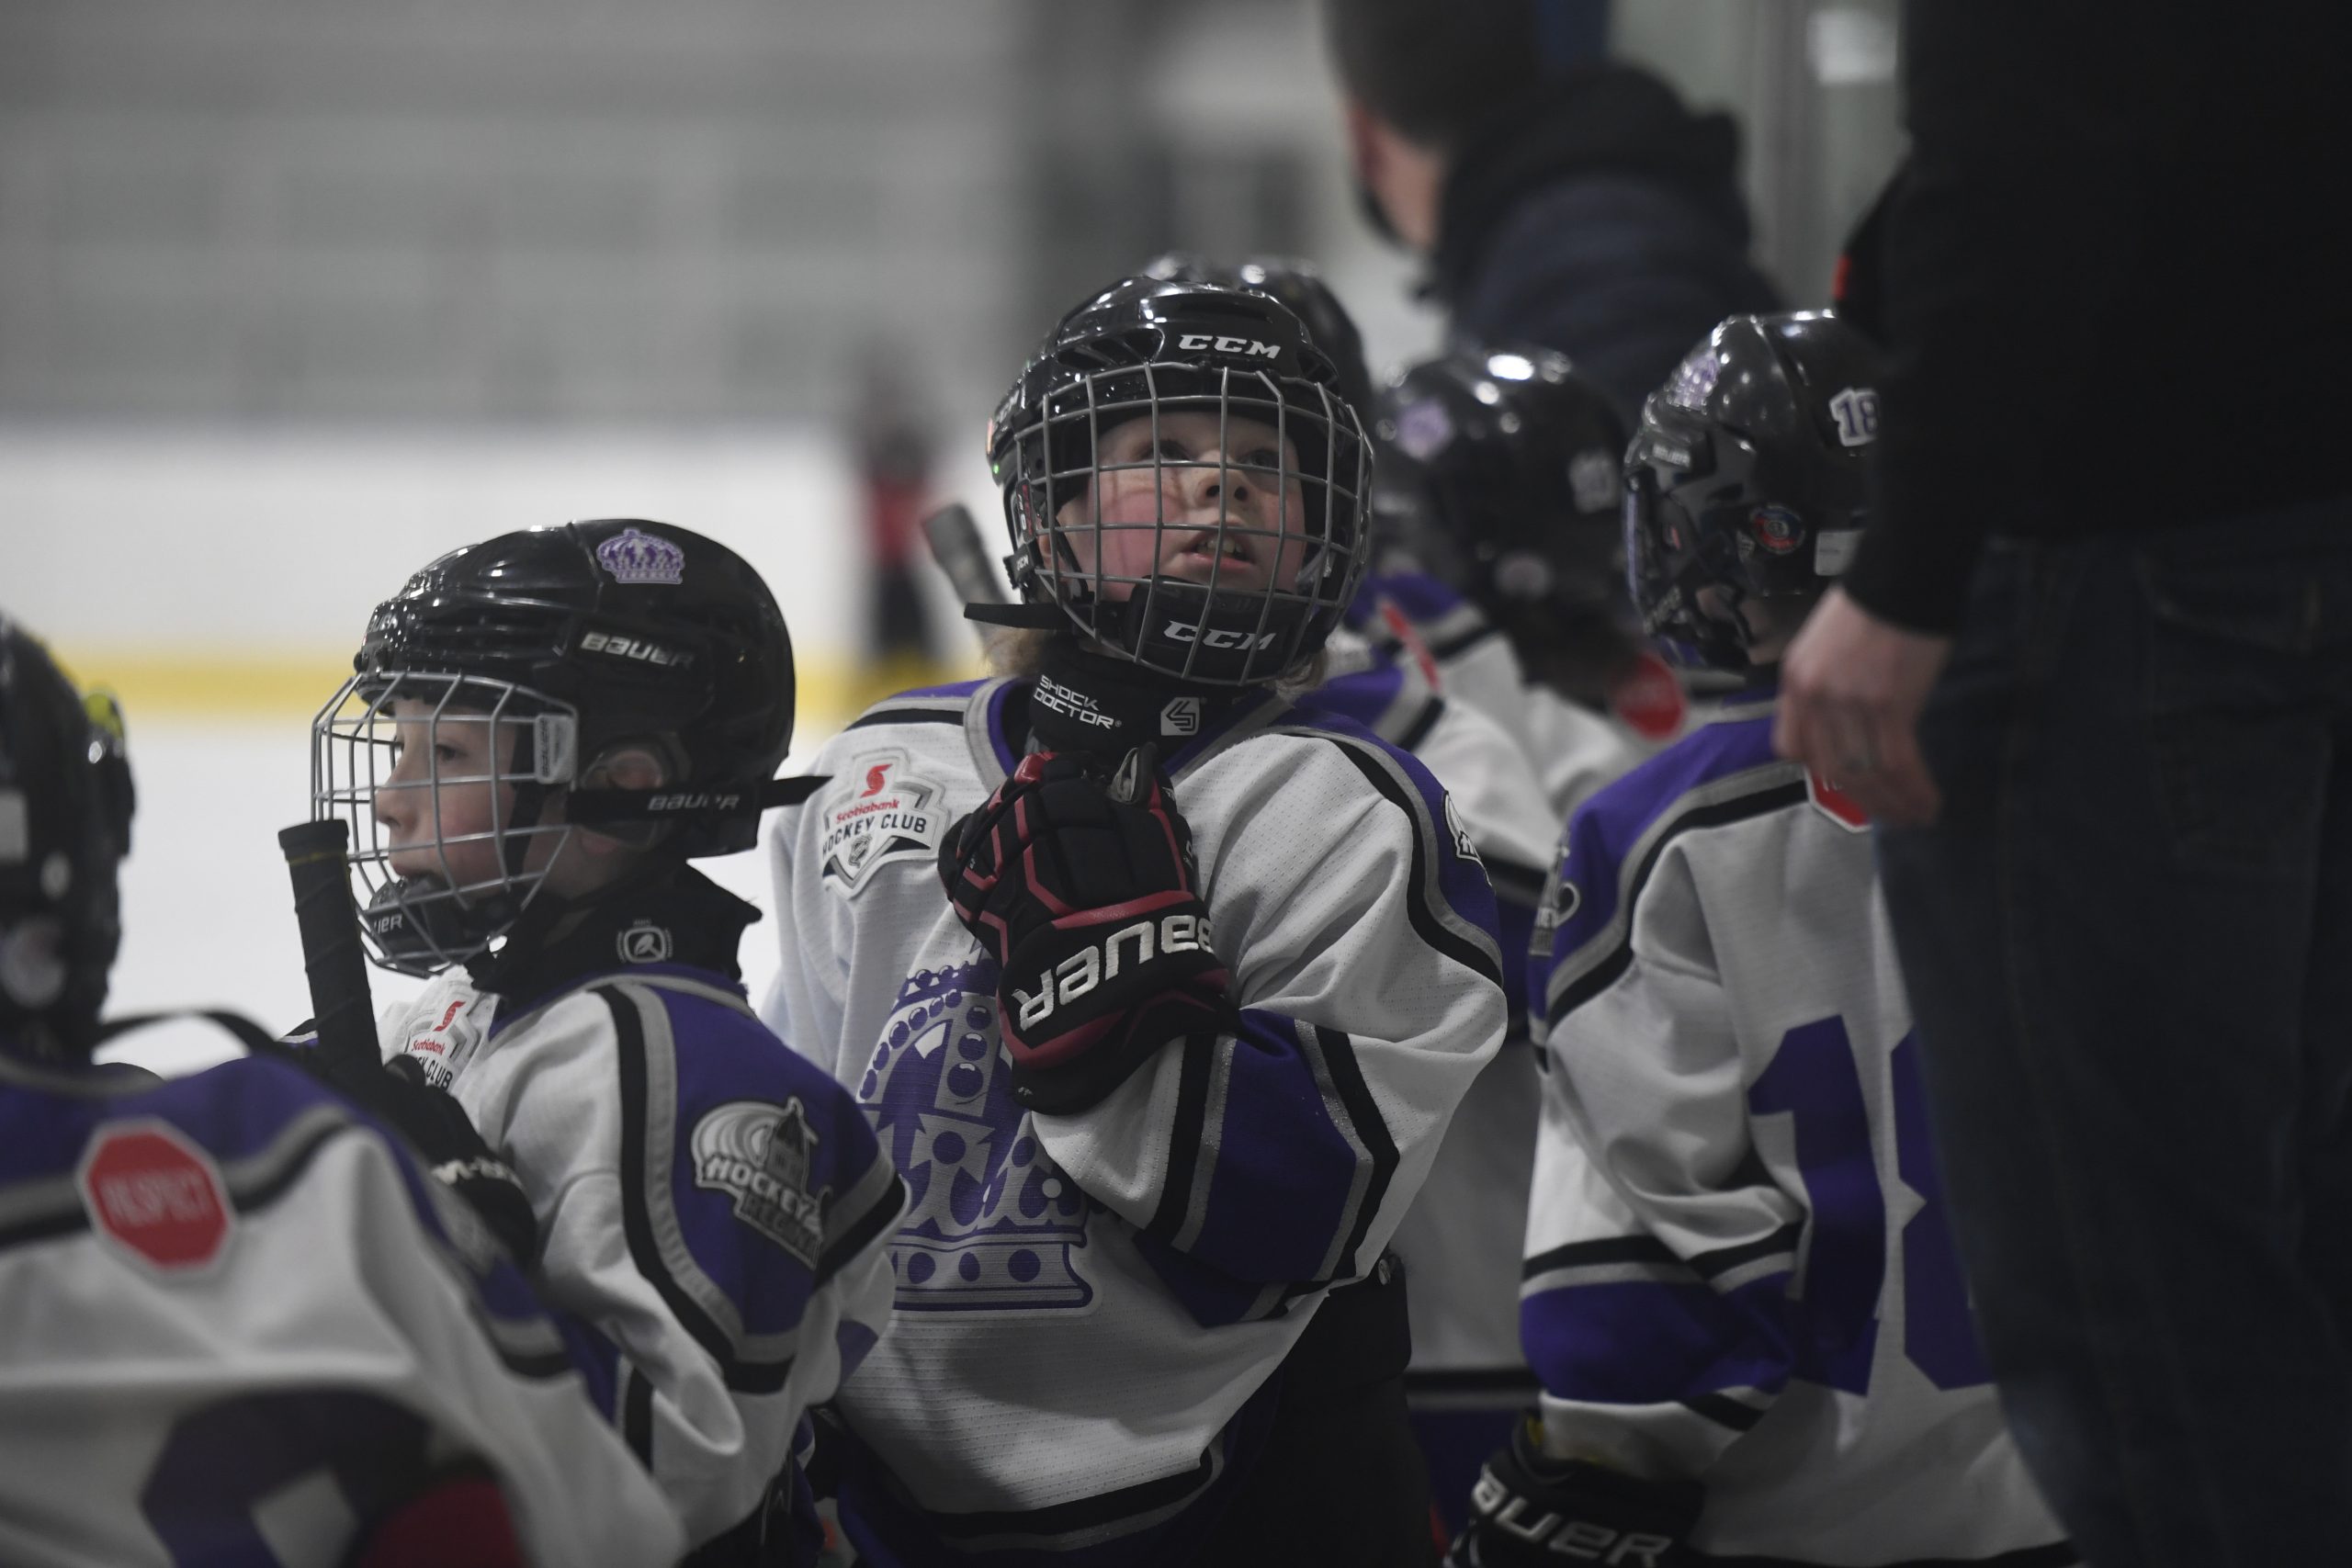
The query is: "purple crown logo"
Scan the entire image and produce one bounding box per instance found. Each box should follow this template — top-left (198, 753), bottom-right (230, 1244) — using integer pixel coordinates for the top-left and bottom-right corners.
top-left (595, 526), bottom-right (686, 587)
top-left (861, 957), bottom-right (1095, 1314)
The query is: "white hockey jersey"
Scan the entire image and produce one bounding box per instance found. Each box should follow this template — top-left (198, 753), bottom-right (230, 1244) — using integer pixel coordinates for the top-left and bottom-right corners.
top-left (1522, 691), bottom-right (2073, 1565)
top-left (374, 867), bottom-right (906, 1550)
top-left (1356, 573), bottom-right (1649, 823)
top-left (762, 675), bottom-right (1509, 1562)
top-left (1310, 626), bottom-right (1556, 1374)
top-left (0, 1041), bottom-right (685, 1568)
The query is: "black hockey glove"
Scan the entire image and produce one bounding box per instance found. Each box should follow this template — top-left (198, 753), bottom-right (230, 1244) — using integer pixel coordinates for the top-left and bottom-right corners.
top-left (1444, 1416), bottom-right (1703, 1568)
top-left (289, 1042), bottom-right (540, 1269)
top-left (938, 745), bottom-right (1234, 1114)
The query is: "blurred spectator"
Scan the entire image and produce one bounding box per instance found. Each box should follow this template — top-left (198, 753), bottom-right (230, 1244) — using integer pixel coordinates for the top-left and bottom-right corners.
top-left (852, 356), bottom-right (940, 674)
top-left (1324, 0), bottom-right (1780, 413)
top-left (1774, 1), bottom-right (2352, 1562)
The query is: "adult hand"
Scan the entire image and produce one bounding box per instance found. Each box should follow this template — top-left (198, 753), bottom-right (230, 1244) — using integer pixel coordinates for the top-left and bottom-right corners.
top-left (1772, 587), bottom-right (1952, 828)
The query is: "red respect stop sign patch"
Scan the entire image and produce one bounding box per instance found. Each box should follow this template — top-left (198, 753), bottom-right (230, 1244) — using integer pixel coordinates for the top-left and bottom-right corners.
top-left (76, 1121), bottom-right (233, 1271)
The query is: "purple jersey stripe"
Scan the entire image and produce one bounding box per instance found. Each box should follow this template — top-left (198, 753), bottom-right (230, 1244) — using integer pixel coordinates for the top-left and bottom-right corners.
top-left (891, 677), bottom-right (994, 702)
top-left (1368, 570), bottom-right (1469, 624)
top-left (556, 1314), bottom-right (626, 1421)
top-left (1182, 1009), bottom-right (1368, 1288)
top-left (658, 988), bottom-right (888, 1341)
top-left (1521, 1275), bottom-right (1796, 1406)
top-left (1302, 716), bottom-right (1505, 972)
top-left (1534, 710), bottom-right (1784, 999)
top-left (1131, 1228), bottom-right (1277, 1327)
top-left (1305, 658), bottom-right (1408, 734)
top-left (0, 1051), bottom-right (342, 1186)
top-left (0, 1055), bottom-right (582, 1380)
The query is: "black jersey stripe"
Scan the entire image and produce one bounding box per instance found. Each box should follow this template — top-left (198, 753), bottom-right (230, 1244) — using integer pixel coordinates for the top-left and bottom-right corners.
top-left (1315, 1024), bottom-right (1401, 1283)
top-left (816, 1169), bottom-right (907, 1288)
top-left (1144, 1030), bottom-right (1218, 1246)
top-left (1486, 856), bottom-right (1550, 907)
top-left (1429, 623), bottom-right (1502, 661)
top-left (844, 706), bottom-right (966, 733)
top-left (1521, 1234), bottom-right (1683, 1279)
top-left (908, 1445), bottom-right (1219, 1543)
top-left (1403, 1367), bottom-right (1545, 1398)
top-left (599, 985), bottom-right (797, 1397)
top-left (1316, 735), bottom-right (1507, 991)
top-left (621, 1366), bottom-right (655, 1463)
top-left (1690, 1220), bottom-right (1805, 1281)
top-left (1545, 778), bottom-right (1810, 1028)
top-left (1681, 1393), bottom-right (1766, 1432)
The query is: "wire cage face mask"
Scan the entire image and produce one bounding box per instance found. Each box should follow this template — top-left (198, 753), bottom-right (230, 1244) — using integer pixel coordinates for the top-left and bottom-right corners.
top-left (311, 670), bottom-right (581, 976)
top-left (1001, 362), bottom-right (1371, 686)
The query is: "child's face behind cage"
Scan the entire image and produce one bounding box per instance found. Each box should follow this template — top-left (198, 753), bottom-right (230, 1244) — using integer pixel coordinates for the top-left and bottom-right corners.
top-left (1051, 410), bottom-right (1315, 601)
top-left (372, 699), bottom-right (556, 893)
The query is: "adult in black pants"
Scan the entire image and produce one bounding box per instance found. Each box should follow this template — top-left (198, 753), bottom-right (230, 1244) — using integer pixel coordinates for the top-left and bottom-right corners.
top-left (1775, 3), bottom-right (2352, 1561)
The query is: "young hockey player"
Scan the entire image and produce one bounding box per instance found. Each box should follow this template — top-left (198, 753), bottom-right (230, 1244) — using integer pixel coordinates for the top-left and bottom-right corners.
top-left (1371, 340), bottom-right (1703, 816)
top-left (1137, 254), bottom-right (1566, 1541)
top-left (1138, 254), bottom-right (1560, 993)
top-left (763, 276), bottom-right (1509, 1566)
top-left (0, 615), bottom-right (685, 1568)
top-left (1452, 315), bottom-right (2071, 1565)
top-left (307, 519), bottom-right (907, 1559)
top-left (1335, 338), bottom-right (1663, 1534)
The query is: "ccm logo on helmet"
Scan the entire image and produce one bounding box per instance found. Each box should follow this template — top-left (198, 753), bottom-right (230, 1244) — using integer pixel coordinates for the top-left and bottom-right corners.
top-left (1177, 333), bottom-right (1281, 360)
top-left (1164, 623), bottom-right (1279, 651)
top-left (580, 630), bottom-right (694, 668)
top-left (1468, 1469), bottom-right (1674, 1564)
top-left (1013, 912), bottom-right (1214, 1032)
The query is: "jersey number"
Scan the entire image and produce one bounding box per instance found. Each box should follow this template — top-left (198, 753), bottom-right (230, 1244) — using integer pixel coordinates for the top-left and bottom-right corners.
top-left (141, 1391), bottom-right (436, 1566)
top-left (1747, 1016), bottom-right (1991, 1394)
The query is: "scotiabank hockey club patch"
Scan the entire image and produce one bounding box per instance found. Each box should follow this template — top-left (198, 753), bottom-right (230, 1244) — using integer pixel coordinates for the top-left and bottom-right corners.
top-left (400, 989), bottom-right (494, 1089)
top-left (692, 1099), bottom-right (828, 1267)
top-left (820, 752), bottom-right (945, 894)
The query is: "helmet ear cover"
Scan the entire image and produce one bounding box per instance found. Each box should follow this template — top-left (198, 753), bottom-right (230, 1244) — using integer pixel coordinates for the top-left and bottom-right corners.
top-left (562, 734), bottom-right (687, 852)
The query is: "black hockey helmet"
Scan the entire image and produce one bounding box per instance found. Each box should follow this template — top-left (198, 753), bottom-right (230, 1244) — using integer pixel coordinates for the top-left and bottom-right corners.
top-left (1141, 253), bottom-right (1376, 425)
top-left (1624, 312), bottom-right (1881, 669)
top-left (313, 519), bottom-right (801, 975)
top-left (1374, 341), bottom-right (1631, 652)
top-left (985, 276), bottom-right (1372, 687)
top-left (0, 616), bottom-right (133, 1058)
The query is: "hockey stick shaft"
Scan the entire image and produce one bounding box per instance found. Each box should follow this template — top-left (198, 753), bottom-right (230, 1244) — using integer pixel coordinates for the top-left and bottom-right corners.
top-left (921, 502), bottom-right (1006, 606)
top-left (277, 818), bottom-right (380, 1076)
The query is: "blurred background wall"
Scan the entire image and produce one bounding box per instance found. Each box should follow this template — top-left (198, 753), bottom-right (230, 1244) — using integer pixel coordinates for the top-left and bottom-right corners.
top-left (0, 0), bottom-right (1902, 1033)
